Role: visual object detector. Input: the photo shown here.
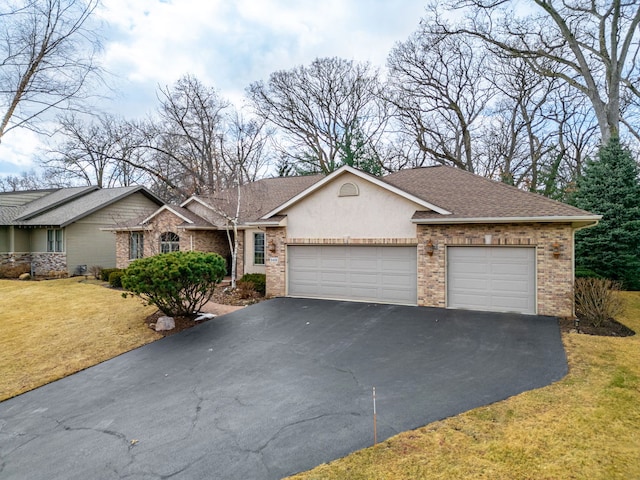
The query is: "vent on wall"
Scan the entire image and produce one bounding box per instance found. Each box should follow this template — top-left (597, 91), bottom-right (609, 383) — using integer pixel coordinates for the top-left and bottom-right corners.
top-left (339, 182), bottom-right (359, 197)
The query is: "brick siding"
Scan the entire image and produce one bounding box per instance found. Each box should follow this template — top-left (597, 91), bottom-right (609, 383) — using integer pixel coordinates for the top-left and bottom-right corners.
top-left (416, 223), bottom-right (574, 317)
top-left (265, 223), bottom-right (574, 317)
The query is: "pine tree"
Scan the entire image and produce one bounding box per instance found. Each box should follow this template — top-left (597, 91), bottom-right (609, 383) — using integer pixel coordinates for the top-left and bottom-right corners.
top-left (571, 137), bottom-right (640, 290)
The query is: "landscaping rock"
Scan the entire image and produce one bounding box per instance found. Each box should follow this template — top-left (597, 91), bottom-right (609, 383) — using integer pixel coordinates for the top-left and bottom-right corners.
top-left (155, 316), bottom-right (175, 331)
top-left (18, 273), bottom-right (31, 281)
top-left (194, 313), bottom-right (216, 322)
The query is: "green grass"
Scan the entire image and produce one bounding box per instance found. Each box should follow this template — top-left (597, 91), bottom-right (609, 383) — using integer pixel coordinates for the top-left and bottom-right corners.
top-left (0, 278), bottom-right (158, 401)
top-left (288, 291), bottom-right (640, 480)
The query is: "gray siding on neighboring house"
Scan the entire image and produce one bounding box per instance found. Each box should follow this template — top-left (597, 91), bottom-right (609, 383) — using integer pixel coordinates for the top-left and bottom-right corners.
top-left (30, 228), bottom-right (49, 253)
top-left (0, 227), bottom-right (8, 252)
top-left (66, 222), bottom-right (114, 271)
top-left (13, 228), bottom-right (30, 252)
top-left (1, 227), bottom-right (30, 253)
top-left (66, 192), bottom-right (160, 272)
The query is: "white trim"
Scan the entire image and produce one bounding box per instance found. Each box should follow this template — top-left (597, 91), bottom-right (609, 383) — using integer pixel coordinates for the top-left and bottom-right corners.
top-left (142, 205), bottom-right (194, 225)
top-left (262, 165), bottom-right (451, 219)
top-left (180, 196), bottom-right (213, 210)
top-left (412, 215), bottom-right (601, 225)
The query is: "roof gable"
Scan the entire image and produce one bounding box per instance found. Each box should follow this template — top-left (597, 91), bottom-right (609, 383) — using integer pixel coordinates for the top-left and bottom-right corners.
top-left (262, 166), bottom-right (451, 219)
top-left (14, 186), bottom-right (164, 227)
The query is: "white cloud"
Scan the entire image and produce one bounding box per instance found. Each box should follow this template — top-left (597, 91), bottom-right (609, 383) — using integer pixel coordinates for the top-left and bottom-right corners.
top-left (1, 1), bottom-right (427, 176)
top-left (0, 129), bottom-right (44, 175)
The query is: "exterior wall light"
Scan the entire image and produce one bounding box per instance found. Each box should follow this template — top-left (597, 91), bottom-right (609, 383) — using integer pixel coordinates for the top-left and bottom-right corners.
top-left (552, 242), bottom-right (561, 258)
top-left (426, 240), bottom-right (435, 256)
top-left (268, 238), bottom-right (277, 254)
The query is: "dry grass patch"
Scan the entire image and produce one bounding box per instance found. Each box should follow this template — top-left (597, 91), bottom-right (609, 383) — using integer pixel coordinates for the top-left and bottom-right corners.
top-left (0, 278), bottom-right (159, 401)
top-left (288, 291), bottom-right (640, 480)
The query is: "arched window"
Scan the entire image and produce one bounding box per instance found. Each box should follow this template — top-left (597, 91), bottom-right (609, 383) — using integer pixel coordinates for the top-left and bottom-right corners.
top-left (160, 232), bottom-right (180, 253)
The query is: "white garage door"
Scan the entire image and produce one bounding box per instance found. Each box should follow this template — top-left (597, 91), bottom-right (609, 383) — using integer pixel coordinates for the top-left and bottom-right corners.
top-left (447, 247), bottom-right (536, 314)
top-left (288, 245), bottom-right (417, 305)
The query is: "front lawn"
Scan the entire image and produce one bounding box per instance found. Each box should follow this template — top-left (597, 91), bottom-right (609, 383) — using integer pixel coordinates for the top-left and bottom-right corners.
top-left (0, 278), bottom-right (158, 401)
top-left (288, 292), bottom-right (640, 480)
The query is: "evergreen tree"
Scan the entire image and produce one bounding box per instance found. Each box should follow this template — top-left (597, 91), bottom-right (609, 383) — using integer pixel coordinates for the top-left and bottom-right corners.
top-left (571, 138), bottom-right (640, 290)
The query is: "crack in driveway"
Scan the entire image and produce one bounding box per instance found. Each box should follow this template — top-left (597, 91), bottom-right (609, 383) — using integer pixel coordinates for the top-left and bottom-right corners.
top-left (0, 298), bottom-right (567, 480)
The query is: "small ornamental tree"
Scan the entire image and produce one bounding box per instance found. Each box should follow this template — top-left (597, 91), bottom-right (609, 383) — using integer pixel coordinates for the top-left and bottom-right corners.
top-left (571, 137), bottom-right (640, 290)
top-left (122, 251), bottom-right (226, 317)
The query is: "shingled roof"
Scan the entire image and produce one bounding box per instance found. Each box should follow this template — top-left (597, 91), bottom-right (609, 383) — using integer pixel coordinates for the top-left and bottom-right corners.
top-left (382, 166), bottom-right (597, 223)
top-left (187, 174), bottom-right (323, 226)
top-left (1, 186), bottom-right (163, 228)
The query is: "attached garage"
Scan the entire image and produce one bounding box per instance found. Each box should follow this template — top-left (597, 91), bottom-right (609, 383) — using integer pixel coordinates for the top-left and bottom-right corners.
top-left (288, 245), bottom-right (417, 305)
top-left (447, 246), bottom-right (536, 314)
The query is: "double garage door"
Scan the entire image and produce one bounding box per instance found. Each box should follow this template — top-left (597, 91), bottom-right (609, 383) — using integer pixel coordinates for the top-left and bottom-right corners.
top-left (287, 245), bottom-right (536, 314)
top-left (288, 245), bottom-right (417, 305)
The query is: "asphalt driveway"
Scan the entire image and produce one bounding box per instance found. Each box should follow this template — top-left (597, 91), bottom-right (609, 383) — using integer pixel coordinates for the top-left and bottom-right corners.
top-left (0, 298), bottom-right (567, 479)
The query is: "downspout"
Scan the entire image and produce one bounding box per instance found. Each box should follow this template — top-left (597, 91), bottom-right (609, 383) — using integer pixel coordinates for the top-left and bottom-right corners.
top-left (190, 234), bottom-right (193, 251)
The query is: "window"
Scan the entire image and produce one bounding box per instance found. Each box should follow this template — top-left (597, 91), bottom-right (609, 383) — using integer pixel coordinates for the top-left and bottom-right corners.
top-left (160, 232), bottom-right (180, 253)
top-left (47, 229), bottom-right (63, 252)
top-left (254, 232), bottom-right (265, 265)
top-left (129, 232), bottom-right (144, 259)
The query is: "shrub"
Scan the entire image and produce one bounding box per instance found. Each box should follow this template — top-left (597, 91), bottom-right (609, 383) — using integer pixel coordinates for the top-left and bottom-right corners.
top-left (122, 251), bottom-right (226, 317)
top-left (0, 263), bottom-right (31, 279)
top-left (101, 268), bottom-right (120, 282)
top-left (574, 277), bottom-right (625, 328)
top-left (89, 265), bottom-right (103, 280)
top-left (239, 273), bottom-right (266, 295)
top-left (108, 270), bottom-right (124, 288)
top-left (236, 280), bottom-right (256, 299)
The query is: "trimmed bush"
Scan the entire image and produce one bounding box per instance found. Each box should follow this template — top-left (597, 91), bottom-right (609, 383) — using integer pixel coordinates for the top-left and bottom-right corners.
top-left (122, 251), bottom-right (226, 317)
top-left (239, 273), bottom-right (266, 295)
top-left (108, 270), bottom-right (124, 288)
top-left (574, 277), bottom-right (625, 328)
top-left (101, 268), bottom-right (120, 282)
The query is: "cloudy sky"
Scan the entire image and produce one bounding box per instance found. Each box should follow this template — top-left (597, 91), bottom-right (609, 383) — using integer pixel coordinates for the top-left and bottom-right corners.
top-left (0, 0), bottom-right (427, 177)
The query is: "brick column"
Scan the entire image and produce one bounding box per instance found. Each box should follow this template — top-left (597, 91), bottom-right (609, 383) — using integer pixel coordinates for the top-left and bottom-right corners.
top-left (265, 227), bottom-right (287, 298)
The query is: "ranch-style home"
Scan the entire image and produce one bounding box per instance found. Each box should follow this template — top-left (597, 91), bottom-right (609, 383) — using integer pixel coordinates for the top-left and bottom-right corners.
top-left (113, 165), bottom-right (599, 317)
top-left (0, 185), bottom-right (163, 276)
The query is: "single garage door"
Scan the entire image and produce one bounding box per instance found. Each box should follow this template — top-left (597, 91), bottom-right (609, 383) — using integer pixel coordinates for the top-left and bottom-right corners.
top-left (447, 246), bottom-right (536, 314)
top-left (288, 245), bottom-right (417, 305)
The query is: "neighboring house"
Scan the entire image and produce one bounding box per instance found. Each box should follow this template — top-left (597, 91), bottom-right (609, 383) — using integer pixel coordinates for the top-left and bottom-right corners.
top-left (113, 166), bottom-right (600, 317)
top-left (0, 186), bottom-right (163, 276)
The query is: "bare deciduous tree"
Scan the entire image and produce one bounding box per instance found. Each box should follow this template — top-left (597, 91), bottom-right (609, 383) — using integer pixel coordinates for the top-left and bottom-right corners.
top-left (387, 32), bottom-right (495, 173)
top-left (0, 0), bottom-right (102, 143)
top-left (42, 113), bottom-right (148, 187)
top-left (433, 0), bottom-right (640, 142)
top-left (248, 57), bottom-right (389, 175)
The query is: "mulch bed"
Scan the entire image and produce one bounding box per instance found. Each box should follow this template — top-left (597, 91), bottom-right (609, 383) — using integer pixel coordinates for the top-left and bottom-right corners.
top-left (559, 316), bottom-right (635, 337)
top-left (145, 286), bottom-right (264, 336)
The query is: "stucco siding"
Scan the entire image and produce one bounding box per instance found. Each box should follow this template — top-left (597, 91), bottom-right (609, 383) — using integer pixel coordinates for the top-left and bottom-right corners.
top-left (283, 172), bottom-right (422, 239)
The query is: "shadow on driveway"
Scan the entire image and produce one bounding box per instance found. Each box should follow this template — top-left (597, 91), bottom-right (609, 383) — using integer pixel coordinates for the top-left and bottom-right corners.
top-left (0, 298), bottom-right (567, 479)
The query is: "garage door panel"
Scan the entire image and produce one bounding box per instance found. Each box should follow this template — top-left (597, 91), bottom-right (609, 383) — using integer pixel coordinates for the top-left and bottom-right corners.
top-left (288, 246), bottom-right (417, 305)
top-left (448, 247), bottom-right (535, 314)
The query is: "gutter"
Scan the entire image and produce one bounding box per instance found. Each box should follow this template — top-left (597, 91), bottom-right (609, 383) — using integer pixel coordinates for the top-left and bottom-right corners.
top-left (411, 215), bottom-right (602, 225)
